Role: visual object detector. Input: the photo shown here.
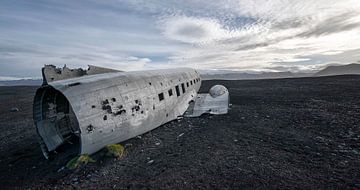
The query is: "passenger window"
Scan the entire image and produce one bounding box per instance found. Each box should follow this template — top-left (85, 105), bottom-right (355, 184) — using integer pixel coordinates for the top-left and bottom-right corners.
top-left (181, 83), bottom-right (185, 93)
top-left (190, 81), bottom-right (193, 85)
top-left (175, 85), bottom-right (181, 96)
top-left (186, 82), bottom-right (189, 87)
top-left (158, 93), bottom-right (164, 101)
top-left (193, 79), bottom-right (196, 84)
top-left (168, 89), bottom-right (173, 96)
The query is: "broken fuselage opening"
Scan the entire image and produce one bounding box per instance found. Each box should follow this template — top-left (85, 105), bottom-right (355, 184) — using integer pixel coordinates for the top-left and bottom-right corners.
top-left (33, 86), bottom-right (81, 159)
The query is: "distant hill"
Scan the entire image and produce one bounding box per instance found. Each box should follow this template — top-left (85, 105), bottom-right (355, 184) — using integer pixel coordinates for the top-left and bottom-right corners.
top-left (201, 71), bottom-right (312, 80)
top-left (0, 79), bottom-right (42, 86)
top-left (201, 63), bottom-right (360, 80)
top-left (314, 63), bottom-right (360, 77)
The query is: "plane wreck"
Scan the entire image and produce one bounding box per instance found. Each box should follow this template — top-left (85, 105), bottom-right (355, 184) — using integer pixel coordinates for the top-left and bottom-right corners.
top-left (33, 65), bottom-right (229, 159)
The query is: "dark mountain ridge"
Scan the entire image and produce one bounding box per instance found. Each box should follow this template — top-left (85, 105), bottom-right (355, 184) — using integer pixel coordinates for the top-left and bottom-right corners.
top-left (201, 63), bottom-right (360, 80)
top-left (314, 63), bottom-right (360, 76)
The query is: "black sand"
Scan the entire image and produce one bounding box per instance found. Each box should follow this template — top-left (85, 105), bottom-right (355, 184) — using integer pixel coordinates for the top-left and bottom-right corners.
top-left (0, 75), bottom-right (359, 189)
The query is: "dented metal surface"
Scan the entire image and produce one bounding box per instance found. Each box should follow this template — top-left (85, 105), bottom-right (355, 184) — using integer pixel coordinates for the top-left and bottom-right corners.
top-left (42, 65), bottom-right (121, 84)
top-left (185, 85), bottom-right (229, 117)
top-left (34, 65), bottom-right (210, 159)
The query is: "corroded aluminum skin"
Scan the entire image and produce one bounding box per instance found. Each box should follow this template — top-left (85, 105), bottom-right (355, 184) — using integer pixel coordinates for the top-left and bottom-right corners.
top-left (185, 85), bottom-right (229, 117)
top-left (42, 68), bottom-right (201, 155)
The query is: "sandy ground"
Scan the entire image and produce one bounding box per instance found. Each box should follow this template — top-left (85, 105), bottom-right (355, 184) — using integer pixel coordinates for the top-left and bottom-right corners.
top-left (0, 76), bottom-right (359, 189)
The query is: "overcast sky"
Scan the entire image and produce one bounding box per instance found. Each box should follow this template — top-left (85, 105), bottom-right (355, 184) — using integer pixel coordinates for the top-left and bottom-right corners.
top-left (1, 0), bottom-right (360, 78)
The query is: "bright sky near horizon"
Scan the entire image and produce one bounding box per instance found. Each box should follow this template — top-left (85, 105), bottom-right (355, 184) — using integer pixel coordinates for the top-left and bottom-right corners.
top-left (1, 0), bottom-right (360, 78)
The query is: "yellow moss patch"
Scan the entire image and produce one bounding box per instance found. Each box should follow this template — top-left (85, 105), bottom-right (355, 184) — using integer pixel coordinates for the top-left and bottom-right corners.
top-left (66, 154), bottom-right (95, 169)
top-left (106, 144), bottom-right (125, 158)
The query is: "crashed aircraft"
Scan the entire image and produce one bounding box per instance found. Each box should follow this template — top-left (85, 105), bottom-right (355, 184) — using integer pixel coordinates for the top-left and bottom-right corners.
top-left (34, 65), bottom-right (229, 159)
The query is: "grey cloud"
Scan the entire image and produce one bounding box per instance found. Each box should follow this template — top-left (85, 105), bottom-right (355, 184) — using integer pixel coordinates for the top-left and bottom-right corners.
top-left (234, 35), bottom-right (294, 51)
top-left (228, 12), bottom-right (360, 52)
top-left (266, 49), bottom-right (360, 73)
top-left (175, 24), bottom-right (207, 39)
top-left (0, 44), bottom-right (42, 54)
top-left (61, 55), bottom-right (96, 61)
top-left (0, 60), bottom-right (40, 77)
top-left (264, 65), bottom-right (307, 72)
top-left (1, 0), bottom-right (360, 76)
top-left (219, 36), bottom-right (249, 46)
top-left (304, 48), bottom-right (360, 63)
top-left (181, 52), bottom-right (229, 63)
top-left (236, 42), bottom-right (270, 51)
top-left (297, 12), bottom-right (360, 38)
top-left (234, 13), bottom-right (360, 52)
top-left (271, 17), bottom-right (311, 30)
top-left (60, 53), bottom-right (109, 61)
